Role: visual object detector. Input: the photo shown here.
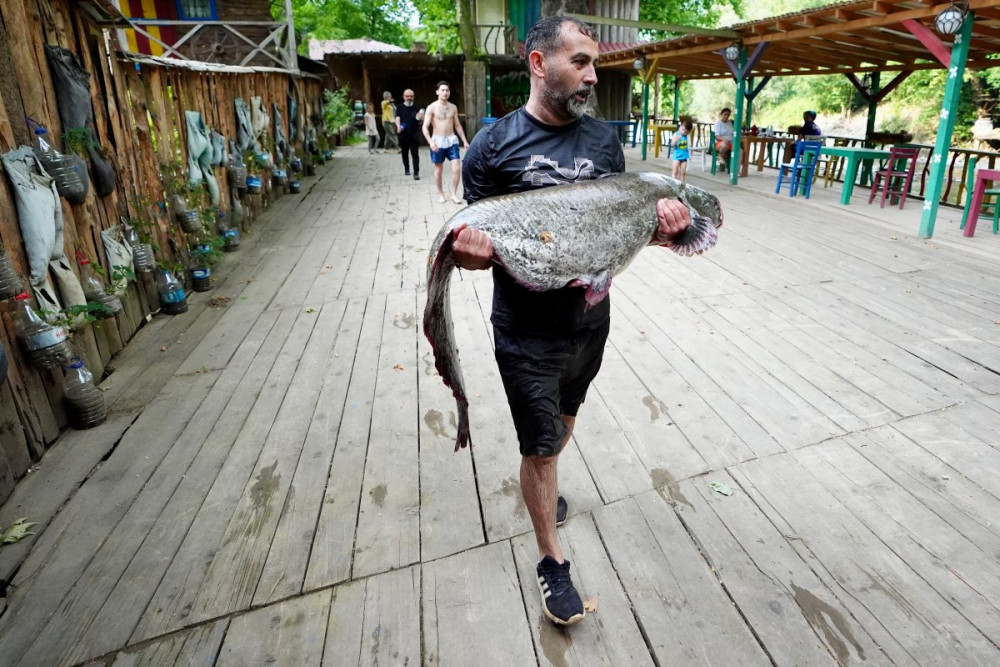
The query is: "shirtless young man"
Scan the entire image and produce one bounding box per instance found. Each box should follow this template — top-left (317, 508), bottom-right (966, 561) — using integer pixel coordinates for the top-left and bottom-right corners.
top-left (422, 81), bottom-right (469, 204)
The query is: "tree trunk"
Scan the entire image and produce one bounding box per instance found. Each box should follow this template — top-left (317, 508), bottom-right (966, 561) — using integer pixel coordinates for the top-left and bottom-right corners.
top-left (457, 0), bottom-right (478, 57)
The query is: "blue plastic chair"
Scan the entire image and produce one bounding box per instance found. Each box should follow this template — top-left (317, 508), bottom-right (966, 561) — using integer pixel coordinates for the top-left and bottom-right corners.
top-left (776, 140), bottom-right (823, 198)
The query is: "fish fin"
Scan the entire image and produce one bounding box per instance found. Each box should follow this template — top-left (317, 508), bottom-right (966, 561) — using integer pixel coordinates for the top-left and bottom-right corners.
top-left (666, 215), bottom-right (719, 256)
top-left (575, 270), bottom-right (612, 310)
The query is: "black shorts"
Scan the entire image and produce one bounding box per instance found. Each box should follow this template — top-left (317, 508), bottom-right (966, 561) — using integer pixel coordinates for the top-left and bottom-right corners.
top-left (493, 320), bottom-right (610, 457)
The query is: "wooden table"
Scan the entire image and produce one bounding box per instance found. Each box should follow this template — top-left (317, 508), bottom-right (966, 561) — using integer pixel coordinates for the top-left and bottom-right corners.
top-left (739, 136), bottom-right (795, 177)
top-left (819, 146), bottom-right (892, 204)
top-left (651, 123), bottom-right (678, 158)
top-left (962, 167), bottom-right (1000, 237)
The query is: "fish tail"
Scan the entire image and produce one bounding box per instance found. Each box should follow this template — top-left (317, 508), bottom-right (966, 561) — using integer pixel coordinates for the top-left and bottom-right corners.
top-left (423, 229), bottom-right (472, 449)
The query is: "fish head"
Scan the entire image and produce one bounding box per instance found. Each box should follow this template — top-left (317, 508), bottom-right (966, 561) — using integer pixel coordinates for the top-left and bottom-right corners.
top-left (636, 172), bottom-right (724, 229)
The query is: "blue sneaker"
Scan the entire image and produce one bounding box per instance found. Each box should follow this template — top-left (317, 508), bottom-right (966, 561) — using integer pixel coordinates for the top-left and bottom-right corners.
top-left (536, 555), bottom-right (585, 625)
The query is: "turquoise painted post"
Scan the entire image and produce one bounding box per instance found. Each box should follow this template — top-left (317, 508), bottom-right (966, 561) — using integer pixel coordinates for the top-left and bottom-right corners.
top-left (673, 77), bottom-right (680, 121)
top-left (860, 71), bottom-right (880, 185)
top-left (730, 49), bottom-right (746, 186)
top-left (641, 76), bottom-right (649, 161)
top-left (919, 15), bottom-right (973, 238)
top-left (486, 68), bottom-right (492, 117)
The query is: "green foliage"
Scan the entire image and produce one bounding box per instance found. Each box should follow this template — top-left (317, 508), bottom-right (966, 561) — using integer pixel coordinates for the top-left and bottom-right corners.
top-left (40, 302), bottom-right (114, 331)
top-left (409, 0), bottom-right (460, 54)
top-left (640, 0), bottom-right (744, 38)
top-left (273, 0), bottom-right (414, 51)
top-left (126, 195), bottom-right (158, 246)
top-left (323, 87), bottom-right (354, 133)
top-left (91, 263), bottom-right (135, 295)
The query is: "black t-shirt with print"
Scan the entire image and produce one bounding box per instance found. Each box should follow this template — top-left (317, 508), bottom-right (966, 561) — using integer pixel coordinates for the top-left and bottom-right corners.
top-left (462, 108), bottom-right (625, 336)
top-left (396, 103), bottom-right (422, 139)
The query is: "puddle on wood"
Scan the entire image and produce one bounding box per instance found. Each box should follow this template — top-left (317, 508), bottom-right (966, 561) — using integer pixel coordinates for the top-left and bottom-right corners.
top-left (792, 583), bottom-right (866, 664)
top-left (394, 312), bottom-right (416, 329)
top-left (650, 468), bottom-right (693, 510)
top-left (424, 409), bottom-right (448, 438)
top-left (500, 476), bottom-right (527, 520)
top-left (369, 483), bottom-right (388, 507)
top-left (641, 395), bottom-right (670, 423)
top-left (251, 461), bottom-right (280, 509)
top-left (538, 614), bottom-right (571, 667)
top-left (422, 352), bottom-right (437, 376)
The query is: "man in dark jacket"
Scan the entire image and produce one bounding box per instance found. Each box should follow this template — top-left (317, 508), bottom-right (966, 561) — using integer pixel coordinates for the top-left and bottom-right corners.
top-left (395, 89), bottom-right (424, 180)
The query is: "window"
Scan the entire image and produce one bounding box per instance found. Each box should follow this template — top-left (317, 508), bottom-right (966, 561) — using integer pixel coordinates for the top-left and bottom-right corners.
top-left (176, 0), bottom-right (217, 20)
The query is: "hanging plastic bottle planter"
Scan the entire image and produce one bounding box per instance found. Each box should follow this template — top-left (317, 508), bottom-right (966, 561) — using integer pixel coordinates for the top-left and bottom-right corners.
top-left (63, 357), bottom-right (107, 429)
top-left (246, 175), bottom-right (262, 194)
top-left (289, 180), bottom-right (302, 194)
top-left (125, 226), bottom-right (155, 273)
top-left (290, 157), bottom-right (303, 173)
top-left (76, 251), bottom-right (122, 318)
top-left (33, 127), bottom-right (88, 205)
top-left (217, 210), bottom-right (239, 251)
top-left (272, 169), bottom-right (289, 188)
top-left (156, 268), bottom-right (188, 314)
top-left (13, 291), bottom-right (73, 369)
top-left (0, 249), bottom-right (23, 300)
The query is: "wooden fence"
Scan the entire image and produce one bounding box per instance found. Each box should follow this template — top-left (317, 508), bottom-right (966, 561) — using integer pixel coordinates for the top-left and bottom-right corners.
top-left (0, 0), bottom-right (326, 503)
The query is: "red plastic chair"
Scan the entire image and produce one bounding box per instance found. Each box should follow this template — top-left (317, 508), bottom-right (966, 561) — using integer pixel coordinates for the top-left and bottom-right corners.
top-left (867, 146), bottom-right (921, 209)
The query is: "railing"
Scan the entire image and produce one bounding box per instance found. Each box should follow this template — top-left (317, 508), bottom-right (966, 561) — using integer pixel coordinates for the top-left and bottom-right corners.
top-left (122, 20), bottom-right (296, 70)
top-left (475, 24), bottom-right (517, 56)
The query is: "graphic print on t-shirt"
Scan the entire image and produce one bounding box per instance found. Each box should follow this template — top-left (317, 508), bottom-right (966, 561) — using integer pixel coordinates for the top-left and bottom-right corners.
top-left (521, 156), bottom-right (595, 186)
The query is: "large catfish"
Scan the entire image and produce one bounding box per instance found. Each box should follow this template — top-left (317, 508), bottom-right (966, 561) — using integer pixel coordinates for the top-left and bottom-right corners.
top-left (423, 172), bottom-right (723, 451)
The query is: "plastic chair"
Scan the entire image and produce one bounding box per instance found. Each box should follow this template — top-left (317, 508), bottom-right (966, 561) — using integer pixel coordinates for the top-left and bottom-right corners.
top-left (867, 146), bottom-right (921, 209)
top-left (775, 140), bottom-right (823, 198)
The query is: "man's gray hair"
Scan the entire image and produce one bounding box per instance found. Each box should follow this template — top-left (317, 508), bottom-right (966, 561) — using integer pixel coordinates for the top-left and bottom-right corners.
top-left (383, 91), bottom-right (392, 99)
top-left (524, 16), bottom-right (597, 60)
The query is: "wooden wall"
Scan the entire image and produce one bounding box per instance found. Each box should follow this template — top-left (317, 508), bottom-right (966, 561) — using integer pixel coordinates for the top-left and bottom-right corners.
top-left (0, 0), bottom-right (324, 504)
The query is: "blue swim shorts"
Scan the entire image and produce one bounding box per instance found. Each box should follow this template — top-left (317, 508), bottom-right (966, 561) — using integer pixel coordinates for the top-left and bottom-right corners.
top-left (430, 143), bottom-right (461, 164)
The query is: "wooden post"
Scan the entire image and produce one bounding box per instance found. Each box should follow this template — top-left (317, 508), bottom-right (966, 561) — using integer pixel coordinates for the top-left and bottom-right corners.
top-left (919, 14), bottom-right (973, 239)
top-left (864, 71), bottom-right (880, 148)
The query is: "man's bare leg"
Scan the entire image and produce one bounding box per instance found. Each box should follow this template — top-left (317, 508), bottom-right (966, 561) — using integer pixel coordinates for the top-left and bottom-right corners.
top-left (434, 162), bottom-right (446, 202)
top-left (521, 416), bottom-right (575, 561)
top-left (450, 159), bottom-right (463, 202)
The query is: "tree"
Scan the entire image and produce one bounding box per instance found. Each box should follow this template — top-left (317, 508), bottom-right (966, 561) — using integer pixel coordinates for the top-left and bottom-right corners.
top-left (409, 0), bottom-right (461, 54)
top-left (272, 0), bottom-right (415, 51)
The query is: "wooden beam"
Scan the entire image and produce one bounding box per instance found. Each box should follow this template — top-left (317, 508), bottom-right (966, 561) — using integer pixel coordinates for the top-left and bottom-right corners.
top-left (901, 18), bottom-right (951, 67)
top-left (872, 69), bottom-right (914, 102)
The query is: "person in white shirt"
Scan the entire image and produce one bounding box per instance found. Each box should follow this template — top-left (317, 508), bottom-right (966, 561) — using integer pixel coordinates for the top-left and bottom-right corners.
top-left (713, 108), bottom-right (734, 173)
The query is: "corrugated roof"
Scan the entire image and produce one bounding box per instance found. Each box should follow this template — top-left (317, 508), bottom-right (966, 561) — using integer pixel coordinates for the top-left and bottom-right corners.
top-left (308, 38), bottom-right (407, 60)
top-left (600, 0), bottom-right (1000, 80)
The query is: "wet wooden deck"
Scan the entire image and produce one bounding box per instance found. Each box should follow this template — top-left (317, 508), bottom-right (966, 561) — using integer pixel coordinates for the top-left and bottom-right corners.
top-left (1, 143), bottom-right (1000, 666)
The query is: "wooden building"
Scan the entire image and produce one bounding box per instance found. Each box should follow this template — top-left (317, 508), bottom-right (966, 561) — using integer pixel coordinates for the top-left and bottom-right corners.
top-left (0, 0), bottom-right (323, 504)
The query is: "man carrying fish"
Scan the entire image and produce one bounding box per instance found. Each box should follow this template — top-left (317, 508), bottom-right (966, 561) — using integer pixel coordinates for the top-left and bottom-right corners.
top-left (454, 16), bottom-right (694, 626)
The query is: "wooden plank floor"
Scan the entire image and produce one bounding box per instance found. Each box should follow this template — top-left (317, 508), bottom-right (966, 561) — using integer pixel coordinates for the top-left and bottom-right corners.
top-left (1, 144), bottom-right (1000, 666)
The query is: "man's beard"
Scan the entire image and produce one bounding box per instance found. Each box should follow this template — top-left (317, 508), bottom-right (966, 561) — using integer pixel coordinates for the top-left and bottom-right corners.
top-left (404, 101), bottom-right (414, 106)
top-left (542, 75), bottom-right (593, 121)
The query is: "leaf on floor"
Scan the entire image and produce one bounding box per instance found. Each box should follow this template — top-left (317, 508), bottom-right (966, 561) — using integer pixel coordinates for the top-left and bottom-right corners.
top-left (394, 363), bottom-right (405, 371)
top-left (1, 518), bottom-right (37, 545)
top-left (710, 481), bottom-right (733, 497)
top-left (583, 598), bottom-right (599, 613)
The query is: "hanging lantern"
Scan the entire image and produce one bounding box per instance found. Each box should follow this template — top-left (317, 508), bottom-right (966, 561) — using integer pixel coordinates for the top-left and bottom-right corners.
top-left (935, 1), bottom-right (967, 36)
top-left (633, 58), bottom-right (645, 72)
top-left (724, 43), bottom-right (741, 62)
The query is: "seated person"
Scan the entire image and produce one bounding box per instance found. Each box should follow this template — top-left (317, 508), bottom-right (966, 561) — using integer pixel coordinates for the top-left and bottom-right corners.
top-left (713, 108), bottom-right (734, 173)
top-left (800, 110), bottom-right (822, 138)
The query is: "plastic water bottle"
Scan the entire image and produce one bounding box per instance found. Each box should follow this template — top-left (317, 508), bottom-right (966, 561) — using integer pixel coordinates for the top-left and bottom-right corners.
top-left (156, 268), bottom-right (188, 314)
top-left (13, 291), bottom-right (72, 368)
top-left (76, 251), bottom-right (122, 317)
top-left (62, 357), bottom-right (106, 429)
